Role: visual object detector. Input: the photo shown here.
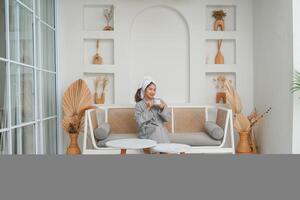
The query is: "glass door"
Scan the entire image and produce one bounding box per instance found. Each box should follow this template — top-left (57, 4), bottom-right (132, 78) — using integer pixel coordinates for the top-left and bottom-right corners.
top-left (0, 0), bottom-right (58, 154)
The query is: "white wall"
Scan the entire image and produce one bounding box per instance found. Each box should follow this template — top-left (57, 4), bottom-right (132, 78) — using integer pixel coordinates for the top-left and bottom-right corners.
top-left (130, 5), bottom-right (190, 104)
top-left (253, 0), bottom-right (294, 154)
top-left (59, 0), bottom-right (254, 150)
top-left (293, 0), bottom-right (300, 153)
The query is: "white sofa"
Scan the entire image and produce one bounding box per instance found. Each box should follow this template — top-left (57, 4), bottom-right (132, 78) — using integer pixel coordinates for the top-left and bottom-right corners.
top-left (83, 105), bottom-right (235, 154)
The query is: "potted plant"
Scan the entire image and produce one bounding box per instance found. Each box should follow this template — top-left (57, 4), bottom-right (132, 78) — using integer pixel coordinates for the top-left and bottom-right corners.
top-left (103, 8), bottom-right (114, 31)
top-left (212, 10), bottom-right (226, 31)
top-left (291, 70), bottom-right (300, 93)
top-left (62, 79), bottom-right (95, 155)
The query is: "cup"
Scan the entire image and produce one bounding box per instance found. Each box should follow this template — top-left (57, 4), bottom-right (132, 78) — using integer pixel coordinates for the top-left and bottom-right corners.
top-left (153, 98), bottom-right (161, 106)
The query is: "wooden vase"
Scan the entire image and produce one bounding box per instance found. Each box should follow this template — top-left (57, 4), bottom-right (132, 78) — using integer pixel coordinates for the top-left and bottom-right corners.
top-left (103, 25), bottom-right (114, 31)
top-left (237, 131), bottom-right (252, 154)
top-left (95, 92), bottom-right (106, 104)
top-left (214, 19), bottom-right (225, 31)
top-left (67, 133), bottom-right (81, 155)
top-left (93, 53), bottom-right (103, 64)
top-left (215, 40), bottom-right (224, 64)
top-left (93, 40), bottom-right (103, 64)
top-left (216, 92), bottom-right (226, 104)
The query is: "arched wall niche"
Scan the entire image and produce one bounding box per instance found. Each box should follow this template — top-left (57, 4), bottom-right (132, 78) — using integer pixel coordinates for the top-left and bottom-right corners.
top-left (130, 5), bottom-right (190, 104)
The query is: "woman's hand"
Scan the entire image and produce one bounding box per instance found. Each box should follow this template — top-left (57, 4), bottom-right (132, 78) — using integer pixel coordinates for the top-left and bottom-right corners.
top-left (146, 100), bottom-right (154, 111)
top-left (159, 99), bottom-right (166, 111)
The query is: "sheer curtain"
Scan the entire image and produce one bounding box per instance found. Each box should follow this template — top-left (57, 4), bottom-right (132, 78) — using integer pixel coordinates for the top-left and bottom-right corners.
top-left (40, 0), bottom-right (57, 154)
top-left (9, 0), bottom-right (35, 154)
top-left (0, 0), bottom-right (7, 154)
top-left (0, 62), bottom-right (8, 154)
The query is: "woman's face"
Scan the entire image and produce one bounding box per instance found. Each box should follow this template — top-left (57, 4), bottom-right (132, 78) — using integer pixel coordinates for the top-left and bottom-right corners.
top-left (144, 83), bottom-right (156, 100)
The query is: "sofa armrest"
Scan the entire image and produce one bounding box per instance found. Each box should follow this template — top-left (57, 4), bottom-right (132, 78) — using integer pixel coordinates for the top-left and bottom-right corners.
top-left (215, 107), bottom-right (235, 153)
top-left (216, 109), bottom-right (228, 130)
top-left (83, 108), bottom-right (106, 151)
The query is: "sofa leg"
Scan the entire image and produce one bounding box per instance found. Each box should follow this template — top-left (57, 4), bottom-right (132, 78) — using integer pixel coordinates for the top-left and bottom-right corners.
top-left (120, 149), bottom-right (127, 155)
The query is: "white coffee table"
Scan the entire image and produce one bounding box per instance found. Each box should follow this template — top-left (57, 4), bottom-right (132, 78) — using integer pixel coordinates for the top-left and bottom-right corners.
top-left (151, 143), bottom-right (191, 154)
top-left (105, 138), bottom-right (157, 155)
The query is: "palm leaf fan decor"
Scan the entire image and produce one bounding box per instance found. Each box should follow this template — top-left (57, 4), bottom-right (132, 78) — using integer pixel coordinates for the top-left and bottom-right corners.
top-left (62, 79), bottom-right (94, 134)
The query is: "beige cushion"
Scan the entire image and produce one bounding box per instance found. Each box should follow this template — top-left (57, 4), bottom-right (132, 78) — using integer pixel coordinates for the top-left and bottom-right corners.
top-left (108, 108), bottom-right (138, 134)
top-left (96, 132), bottom-right (221, 147)
top-left (173, 108), bottom-right (206, 133)
top-left (107, 108), bottom-right (172, 133)
top-left (168, 132), bottom-right (222, 146)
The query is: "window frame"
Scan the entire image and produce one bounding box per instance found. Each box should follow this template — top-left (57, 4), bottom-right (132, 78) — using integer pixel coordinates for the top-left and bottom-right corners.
top-left (0, 0), bottom-right (58, 154)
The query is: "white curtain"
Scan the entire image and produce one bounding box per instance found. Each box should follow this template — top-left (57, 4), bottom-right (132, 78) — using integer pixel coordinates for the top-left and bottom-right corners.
top-left (0, 63), bottom-right (8, 154)
top-left (0, 0), bottom-right (7, 154)
top-left (9, 0), bottom-right (34, 154)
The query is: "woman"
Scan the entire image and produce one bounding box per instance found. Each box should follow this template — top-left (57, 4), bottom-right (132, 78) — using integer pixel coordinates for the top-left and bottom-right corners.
top-left (134, 77), bottom-right (171, 143)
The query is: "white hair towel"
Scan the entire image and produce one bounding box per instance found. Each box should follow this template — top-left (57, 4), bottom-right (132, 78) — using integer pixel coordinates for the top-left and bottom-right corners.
top-left (139, 76), bottom-right (156, 99)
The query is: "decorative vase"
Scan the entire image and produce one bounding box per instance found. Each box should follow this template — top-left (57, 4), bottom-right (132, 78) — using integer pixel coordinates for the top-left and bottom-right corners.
top-left (67, 133), bottom-right (81, 155)
top-left (237, 131), bottom-right (252, 154)
top-left (212, 10), bottom-right (226, 31)
top-left (103, 25), bottom-right (114, 31)
top-left (93, 53), bottom-right (103, 64)
top-left (214, 19), bottom-right (225, 31)
top-left (216, 92), bottom-right (226, 104)
top-left (103, 8), bottom-right (114, 31)
top-left (215, 40), bottom-right (224, 64)
top-left (93, 40), bottom-right (103, 64)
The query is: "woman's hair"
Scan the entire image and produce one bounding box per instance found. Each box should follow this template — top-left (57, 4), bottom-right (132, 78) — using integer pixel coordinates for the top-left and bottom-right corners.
top-left (135, 82), bottom-right (155, 103)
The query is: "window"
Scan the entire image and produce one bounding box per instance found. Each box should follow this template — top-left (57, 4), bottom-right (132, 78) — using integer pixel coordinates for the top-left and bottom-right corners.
top-left (0, 0), bottom-right (57, 154)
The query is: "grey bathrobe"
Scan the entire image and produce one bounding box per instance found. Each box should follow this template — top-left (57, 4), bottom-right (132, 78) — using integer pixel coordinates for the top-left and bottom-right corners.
top-left (134, 99), bottom-right (171, 143)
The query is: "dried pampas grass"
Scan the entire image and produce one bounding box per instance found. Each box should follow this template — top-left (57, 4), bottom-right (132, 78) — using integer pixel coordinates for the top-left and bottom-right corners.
top-left (224, 80), bottom-right (271, 133)
top-left (224, 80), bottom-right (249, 132)
top-left (224, 80), bottom-right (242, 114)
top-left (234, 114), bottom-right (251, 133)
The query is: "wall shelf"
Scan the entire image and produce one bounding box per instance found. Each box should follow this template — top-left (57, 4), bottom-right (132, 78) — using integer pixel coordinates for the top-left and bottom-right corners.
top-left (83, 31), bottom-right (116, 39)
top-left (83, 4), bottom-right (114, 31)
top-left (206, 5), bottom-right (236, 31)
top-left (203, 31), bottom-right (238, 39)
top-left (83, 39), bottom-right (115, 65)
top-left (205, 39), bottom-right (236, 64)
top-left (83, 72), bottom-right (115, 104)
top-left (204, 64), bottom-right (238, 72)
top-left (205, 72), bottom-right (236, 104)
top-left (83, 64), bottom-right (117, 74)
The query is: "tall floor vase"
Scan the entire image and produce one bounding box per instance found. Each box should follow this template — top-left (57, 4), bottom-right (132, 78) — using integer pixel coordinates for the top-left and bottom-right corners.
top-left (237, 131), bottom-right (252, 154)
top-left (67, 133), bottom-right (81, 155)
